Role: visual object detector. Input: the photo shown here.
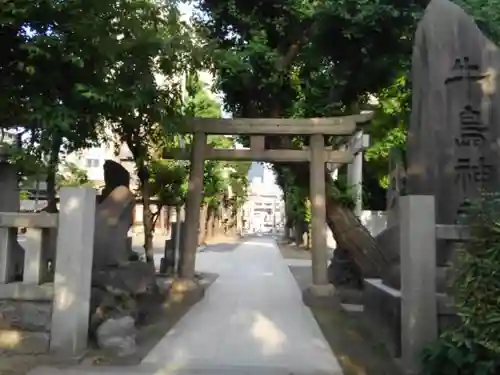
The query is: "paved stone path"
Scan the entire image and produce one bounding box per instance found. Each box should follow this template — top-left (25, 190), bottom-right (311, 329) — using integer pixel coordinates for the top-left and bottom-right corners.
top-left (29, 238), bottom-right (342, 375)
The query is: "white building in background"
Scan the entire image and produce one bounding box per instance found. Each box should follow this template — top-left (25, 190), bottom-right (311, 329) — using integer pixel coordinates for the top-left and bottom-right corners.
top-left (64, 140), bottom-right (118, 186)
top-left (242, 163), bottom-right (285, 233)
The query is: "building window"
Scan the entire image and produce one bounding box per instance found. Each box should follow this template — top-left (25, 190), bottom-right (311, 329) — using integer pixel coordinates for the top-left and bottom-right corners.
top-left (86, 158), bottom-right (100, 168)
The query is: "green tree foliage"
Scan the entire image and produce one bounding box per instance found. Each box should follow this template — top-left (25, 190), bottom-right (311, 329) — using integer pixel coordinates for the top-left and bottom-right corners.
top-left (454, 195), bottom-right (500, 354)
top-left (1, 0), bottom-right (196, 260)
top-left (365, 74), bottom-right (410, 189)
top-left (149, 68), bottom-right (250, 227)
top-left (0, 0), bottom-right (130, 207)
top-left (459, 0), bottom-right (500, 43)
top-left (56, 161), bottom-right (94, 189)
top-left (195, 0), bottom-right (422, 118)
top-left (193, 0), bottom-right (425, 263)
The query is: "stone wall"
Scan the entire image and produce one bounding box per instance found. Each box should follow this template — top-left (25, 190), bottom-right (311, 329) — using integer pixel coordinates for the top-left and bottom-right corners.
top-left (0, 284), bottom-right (53, 354)
top-left (0, 188), bottom-right (98, 357)
top-left (362, 196), bottom-right (468, 374)
top-left (363, 279), bottom-right (460, 358)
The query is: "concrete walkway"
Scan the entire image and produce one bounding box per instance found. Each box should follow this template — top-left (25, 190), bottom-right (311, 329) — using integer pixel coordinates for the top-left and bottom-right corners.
top-left (29, 238), bottom-right (342, 375)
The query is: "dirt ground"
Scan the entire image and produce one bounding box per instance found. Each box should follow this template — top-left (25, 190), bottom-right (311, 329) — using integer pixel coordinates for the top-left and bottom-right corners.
top-left (278, 240), bottom-right (403, 375)
top-left (0, 237), bottom-right (241, 375)
top-left (201, 234), bottom-right (242, 246)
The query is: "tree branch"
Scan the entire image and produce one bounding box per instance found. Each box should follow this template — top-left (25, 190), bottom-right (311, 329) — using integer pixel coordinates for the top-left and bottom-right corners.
top-left (275, 20), bottom-right (315, 72)
top-left (152, 204), bottom-right (163, 228)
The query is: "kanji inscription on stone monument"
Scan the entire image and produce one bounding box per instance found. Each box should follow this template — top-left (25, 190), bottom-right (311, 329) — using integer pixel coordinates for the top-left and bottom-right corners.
top-left (454, 156), bottom-right (493, 191)
top-left (444, 56), bottom-right (486, 98)
top-left (444, 56), bottom-right (493, 217)
top-left (454, 105), bottom-right (487, 147)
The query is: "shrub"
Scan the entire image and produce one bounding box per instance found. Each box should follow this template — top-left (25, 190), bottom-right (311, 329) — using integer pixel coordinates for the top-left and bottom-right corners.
top-left (454, 193), bottom-right (500, 354)
top-left (421, 332), bottom-right (500, 375)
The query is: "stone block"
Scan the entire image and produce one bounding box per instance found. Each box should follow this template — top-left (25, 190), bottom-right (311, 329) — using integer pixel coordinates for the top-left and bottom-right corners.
top-left (364, 279), bottom-right (460, 360)
top-left (382, 264), bottom-right (452, 293)
top-left (0, 300), bottom-right (52, 332)
top-left (363, 279), bottom-right (402, 357)
top-left (0, 283), bottom-right (53, 301)
top-left (50, 188), bottom-right (96, 357)
top-left (0, 329), bottom-right (50, 354)
top-left (375, 225), bottom-right (399, 264)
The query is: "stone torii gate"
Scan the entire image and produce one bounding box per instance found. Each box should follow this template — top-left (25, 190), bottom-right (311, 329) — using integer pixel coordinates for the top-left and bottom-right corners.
top-left (164, 114), bottom-right (371, 303)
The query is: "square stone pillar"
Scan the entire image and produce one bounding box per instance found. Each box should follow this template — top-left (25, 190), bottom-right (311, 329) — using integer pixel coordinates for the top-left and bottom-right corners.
top-left (0, 162), bottom-right (23, 283)
top-left (303, 134), bottom-right (335, 306)
top-left (180, 132), bottom-right (206, 280)
top-left (23, 228), bottom-right (47, 284)
top-left (0, 227), bottom-right (16, 283)
top-left (50, 188), bottom-right (96, 358)
top-left (400, 195), bottom-right (437, 374)
top-left (309, 134), bottom-right (328, 285)
top-left (347, 131), bottom-right (368, 217)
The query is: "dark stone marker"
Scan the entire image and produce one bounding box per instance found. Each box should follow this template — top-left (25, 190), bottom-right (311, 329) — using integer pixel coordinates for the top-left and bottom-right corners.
top-left (380, 0), bottom-right (500, 290)
top-left (406, 0), bottom-right (500, 225)
top-left (99, 160), bottom-right (131, 203)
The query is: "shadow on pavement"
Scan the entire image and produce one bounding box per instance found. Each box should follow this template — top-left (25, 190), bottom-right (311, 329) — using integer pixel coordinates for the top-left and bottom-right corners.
top-left (199, 242), bottom-right (239, 253)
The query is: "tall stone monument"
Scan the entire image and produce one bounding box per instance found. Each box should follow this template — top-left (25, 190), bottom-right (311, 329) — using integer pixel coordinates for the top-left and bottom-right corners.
top-left (380, 0), bottom-right (500, 290)
top-left (407, 0), bottom-right (500, 222)
top-left (366, 0), bottom-right (500, 359)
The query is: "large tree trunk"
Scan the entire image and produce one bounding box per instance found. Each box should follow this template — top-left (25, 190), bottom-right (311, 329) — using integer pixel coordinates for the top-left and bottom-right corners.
top-left (137, 164), bottom-right (154, 264)
top-left (166, 206), bottom-right (172, 238)
top-left (286, 162), bottom-right (389, 278)
top-left (325, 178), bottom-right (389, 278)
top-left (46, 134), bottom-right (62, 213)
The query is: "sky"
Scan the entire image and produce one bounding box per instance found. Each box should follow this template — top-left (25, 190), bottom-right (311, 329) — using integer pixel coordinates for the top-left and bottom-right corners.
top-left (179, 2), bottom-right (194, 22)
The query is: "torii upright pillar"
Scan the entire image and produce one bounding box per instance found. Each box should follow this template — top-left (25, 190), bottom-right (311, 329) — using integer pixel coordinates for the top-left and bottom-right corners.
top-left (173, 132), bottom-right (207, 299)
top-left (303, 134), bottom-right (335, 306)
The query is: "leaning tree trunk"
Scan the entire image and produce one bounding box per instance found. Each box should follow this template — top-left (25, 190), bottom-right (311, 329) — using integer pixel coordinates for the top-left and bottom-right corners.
top-left (287, 161), bottom-right (389, 279)
top-left (325, 178), bottom-right (389, 278)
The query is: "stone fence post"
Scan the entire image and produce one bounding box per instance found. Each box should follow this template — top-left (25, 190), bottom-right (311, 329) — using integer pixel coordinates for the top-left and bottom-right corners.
top-left (50, 188), bottom-right (96, 358)
top-left (399, 195), bottom-right (437, 374)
